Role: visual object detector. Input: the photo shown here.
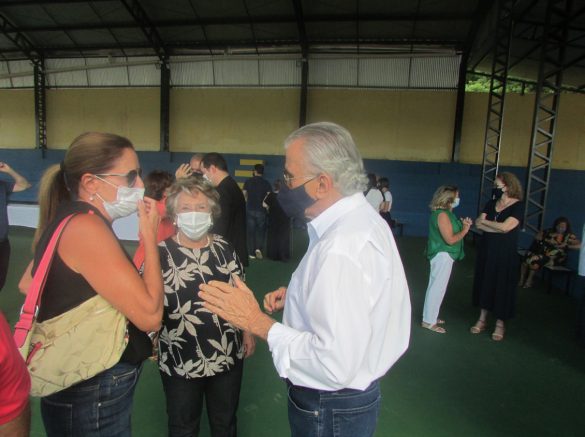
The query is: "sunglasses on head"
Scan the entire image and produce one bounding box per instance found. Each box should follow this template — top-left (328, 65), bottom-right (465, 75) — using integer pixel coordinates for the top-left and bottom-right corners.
top-left (95, 168), bottom-right (142, 187)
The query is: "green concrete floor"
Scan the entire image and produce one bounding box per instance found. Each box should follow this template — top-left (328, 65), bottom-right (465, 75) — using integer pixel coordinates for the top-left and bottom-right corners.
top-left (1, 226), bottom-right (584, 436)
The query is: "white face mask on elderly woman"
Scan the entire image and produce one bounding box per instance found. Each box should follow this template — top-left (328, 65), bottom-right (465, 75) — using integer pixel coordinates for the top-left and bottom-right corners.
top-left (176, 211), bottom-right (213, 241)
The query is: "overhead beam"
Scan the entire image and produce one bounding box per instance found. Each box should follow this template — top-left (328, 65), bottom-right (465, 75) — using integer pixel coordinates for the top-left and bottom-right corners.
top-left (0, 12), bottom-right (42, 60)
top-left (120, 0), bottom-right (167, 62)
top-left (0, 38), bottom-right (463, 55)
top-left (0, 0), bottom-right (112, 5)
top-left (10, 13), bottom-right (476, 33)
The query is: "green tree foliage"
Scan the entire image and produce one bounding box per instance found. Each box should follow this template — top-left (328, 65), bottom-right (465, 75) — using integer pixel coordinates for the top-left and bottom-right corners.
top-left (465, 73), bottom-right (535, 93)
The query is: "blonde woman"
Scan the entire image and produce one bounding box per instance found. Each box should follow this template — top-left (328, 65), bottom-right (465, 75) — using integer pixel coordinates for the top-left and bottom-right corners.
top-left (422, 185), bottom-right (472, 333)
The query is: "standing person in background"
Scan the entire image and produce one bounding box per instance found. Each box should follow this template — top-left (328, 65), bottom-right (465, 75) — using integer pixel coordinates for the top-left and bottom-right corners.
top-left (378, 177), bottom-right (393, 227)
top-left (18, 132), bottom-right (163, 436)
top-left (133, 169), bottom-right (175, 268)
top-left (471, 172), bottom-right (523, 342)
top-left (243, 163), bottom-right (272, 259)
top-left (200, 153), bottom-right (249, 268)
top-left (0, 161), bottom-right (31, 292)
top-left (199, 122), bottom-right (411, 437)
top-left (264, 179), bottom-right (291, 262)
top-left (175, 153), bottom-right (204, 179)
top-left (421, 185), bottom-right (472, 334)
top-left (0, 312), bottom-right (31, 437)
top-left (364, 173), bottom-right (383, 212)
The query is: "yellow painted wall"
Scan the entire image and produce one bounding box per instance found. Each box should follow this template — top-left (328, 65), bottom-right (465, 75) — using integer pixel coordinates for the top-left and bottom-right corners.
top-left (0, 87), bottom-right (584, 170)
top-left (307, 89), bottom-right (457, 161)
top-left (460, 92), bottom-right (585, 169)
top-left (46, 88), bottom-right (160, 150)
top-left (0, 90), bottom-right (35, 148)
top-left (170, 88), bottom-right (299, 155)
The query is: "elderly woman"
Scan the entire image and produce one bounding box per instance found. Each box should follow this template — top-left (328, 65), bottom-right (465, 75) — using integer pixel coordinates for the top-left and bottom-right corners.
top-left (157, 177), bottom-right (255, 437)
top-left (520, 216), bottom-right (581, 288)
top-left (422, 185), bottom-right (472, 333)
top-left (471, 172), bottom-right (524, 341)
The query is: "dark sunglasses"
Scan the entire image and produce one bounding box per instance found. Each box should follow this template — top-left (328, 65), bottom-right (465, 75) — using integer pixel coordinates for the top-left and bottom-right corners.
top-left (95, 168), bottom-right (142, 187)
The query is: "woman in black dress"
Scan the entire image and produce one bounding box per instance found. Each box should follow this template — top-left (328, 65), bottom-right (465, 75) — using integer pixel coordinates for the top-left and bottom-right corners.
top-left (471, 172), bottom-right (523, 341)
top-left (265, 179), bottom-right (291, 261)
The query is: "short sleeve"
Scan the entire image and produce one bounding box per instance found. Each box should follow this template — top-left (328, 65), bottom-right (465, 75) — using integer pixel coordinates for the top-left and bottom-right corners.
top-left (510, 201), bottom-right (523, 221)
top-left (482, 200), bottom-right (495, 215)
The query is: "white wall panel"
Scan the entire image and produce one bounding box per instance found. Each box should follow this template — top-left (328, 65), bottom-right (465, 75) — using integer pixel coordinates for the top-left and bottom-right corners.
top-left (46, 58), bottom-right (89, 87)
top-left (0, 55), bottom-right (461, 89)
top-left (86, 58), bottom-right (129, 86)
top-left (7, 60), bottom-right (33, 88)
top-left (128, 57), bottom-right (160, 86)
top-left (259, 59), bottom-right (300, 86)
top-left (214, 59), bottom-right (259, 85)
top-left (309, 58), bottom-right (358, 86)
top-left (358, 58), bottom-right (410, 88)
top-left (0, 61), bottom-right (12, 88)
top-left (410, 56), bottom-right (460, 89)
top-left (171, 60), bottom-right (214, 86)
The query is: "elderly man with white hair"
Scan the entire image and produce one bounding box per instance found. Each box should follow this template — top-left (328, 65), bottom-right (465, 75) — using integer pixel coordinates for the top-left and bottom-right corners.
top-left (199, 122), bottom-right (411, 437)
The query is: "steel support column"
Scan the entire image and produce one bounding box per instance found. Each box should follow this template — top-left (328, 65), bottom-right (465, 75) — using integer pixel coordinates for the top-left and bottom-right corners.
top-left (524, 0), bottom-right (571, 234)
top-left (299, 58), bottom-right (308, 127)
top-left (478, 0), bottom-right (516, 214)
top-left (293, 0), bottom-right (308, 127)
top-left (451, 52), bottom-right (467, 162)
top-left (160, 58), bottom-right (170, 152)
top-left (33, 59), bottom-right (47, 151)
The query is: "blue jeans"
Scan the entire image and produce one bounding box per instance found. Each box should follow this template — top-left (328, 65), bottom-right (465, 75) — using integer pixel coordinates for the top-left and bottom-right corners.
top-left (286, 379), bottom-right (381, 437)
top-left (247, 209), bottom-right (266, 254)
top-left (40, 362), bottom-right (142, 437)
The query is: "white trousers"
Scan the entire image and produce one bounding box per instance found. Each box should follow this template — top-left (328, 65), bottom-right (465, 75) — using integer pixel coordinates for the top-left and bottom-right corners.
top-left (422, 252), bottom-right (454, 325)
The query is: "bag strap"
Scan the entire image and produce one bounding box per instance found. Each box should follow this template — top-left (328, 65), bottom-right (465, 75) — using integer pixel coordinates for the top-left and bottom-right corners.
top-left (13, 213), bottom-right (76, 348)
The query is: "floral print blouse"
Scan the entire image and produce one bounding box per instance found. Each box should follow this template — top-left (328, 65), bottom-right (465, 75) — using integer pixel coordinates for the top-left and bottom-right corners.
top-left (157, 234), bottom-right (244, 379)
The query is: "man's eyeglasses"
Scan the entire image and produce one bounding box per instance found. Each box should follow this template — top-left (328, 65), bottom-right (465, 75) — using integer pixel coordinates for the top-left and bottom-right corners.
top-left (282, 172), bottom-right (317, 188)
top-left (95, 168), bottom-right (142, 187)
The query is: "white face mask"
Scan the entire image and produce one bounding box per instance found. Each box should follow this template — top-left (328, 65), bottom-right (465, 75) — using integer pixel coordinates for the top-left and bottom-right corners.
top-left (95, 176), bottom-right (144, 221)
top-left (176, 212), bottom-right (213, 241)
top-left (452, 197), bottom-right (460, 208)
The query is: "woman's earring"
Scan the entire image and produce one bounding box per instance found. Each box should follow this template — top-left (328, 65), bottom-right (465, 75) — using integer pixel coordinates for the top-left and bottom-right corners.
top-left (89, 194), bottom-right (95, 201)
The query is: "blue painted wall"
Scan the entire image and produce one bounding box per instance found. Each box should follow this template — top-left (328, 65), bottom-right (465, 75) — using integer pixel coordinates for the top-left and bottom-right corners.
top-left (2, 148), bottom-right (584, 259)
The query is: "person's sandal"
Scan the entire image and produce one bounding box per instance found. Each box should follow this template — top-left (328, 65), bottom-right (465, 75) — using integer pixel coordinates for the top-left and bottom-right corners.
top-left (470, 320), bottom-right (487, 334)
top-left (492, 323), bottom-right (505, 341)
top-left (421, 322), bottom-right (446, 334)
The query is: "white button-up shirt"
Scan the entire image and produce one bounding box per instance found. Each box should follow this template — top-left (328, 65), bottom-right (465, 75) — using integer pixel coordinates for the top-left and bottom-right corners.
top-left (267, 192), bottom-right (411, 391)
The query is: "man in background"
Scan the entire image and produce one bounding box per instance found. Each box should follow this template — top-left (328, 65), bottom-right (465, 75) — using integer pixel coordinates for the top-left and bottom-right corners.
top-left (0, 161), bottom-right (31, 293)
top-left (175, 153), bottom-right (204, 179)
top-left (243, 164), bottom-right (272, 259)
top-left (200, 153), bottom-right (249, 268)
